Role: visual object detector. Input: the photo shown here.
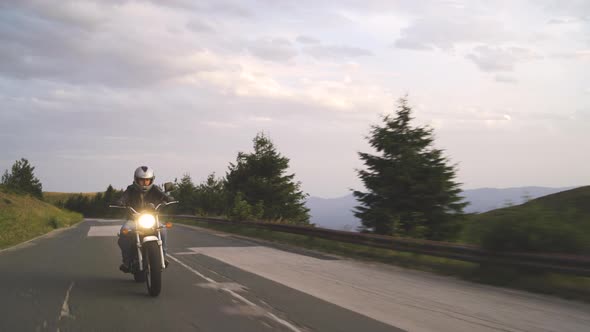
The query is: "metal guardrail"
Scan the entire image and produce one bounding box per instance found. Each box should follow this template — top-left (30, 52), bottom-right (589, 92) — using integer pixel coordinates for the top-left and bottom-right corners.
top-left (168, 215), bottom-right (590, 277)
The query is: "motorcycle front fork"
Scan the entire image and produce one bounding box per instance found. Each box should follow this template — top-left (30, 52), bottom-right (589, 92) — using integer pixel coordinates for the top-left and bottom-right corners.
top-left (135, 232), bottom-right (144, 271)
top-left (157, 229), bottom-right (166, 269)
top-left (135, 229), bottom-right (166, 271)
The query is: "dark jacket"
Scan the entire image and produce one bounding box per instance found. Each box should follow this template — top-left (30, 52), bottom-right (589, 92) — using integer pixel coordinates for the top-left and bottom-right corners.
top-left (116, 184), bottom-right (174, 211)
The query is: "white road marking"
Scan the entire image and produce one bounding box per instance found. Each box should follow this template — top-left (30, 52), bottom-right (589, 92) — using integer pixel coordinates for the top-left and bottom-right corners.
top-left (210, 233), bottom-right (233, 238)
top-left (87, 226), bottom-right (121, 237)
top-left (173, 251), bottom-right (199, 255)
top-left (221, 304), bottom-right (266, 317)
top-left (59, 282), bottom-right (75, 320)
top-left (196, 282), bottom-right (247, 292)
top-left (174, 223), bottom-right (232, 237)
top-left (186, 246), bottom-right (590, 332)
top-left (168, 254), bottom-right (302, 332)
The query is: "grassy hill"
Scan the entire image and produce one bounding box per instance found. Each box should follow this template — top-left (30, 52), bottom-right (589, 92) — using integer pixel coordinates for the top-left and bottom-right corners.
top-left (0, 190), bottom-right (83, 249)
top-left (462, 186), bottom-right (590, 254)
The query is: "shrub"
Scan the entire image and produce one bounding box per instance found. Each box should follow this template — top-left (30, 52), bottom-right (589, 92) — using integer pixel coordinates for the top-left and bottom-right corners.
top-left (468, 203), bottom-right (588, 254)
top-left (48, 216), bottom-right (61, 229)
top-left (228, 192), bottom-right (254, 221)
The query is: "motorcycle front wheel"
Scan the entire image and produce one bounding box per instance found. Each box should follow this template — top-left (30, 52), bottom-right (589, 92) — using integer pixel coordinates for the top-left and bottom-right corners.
top-left (144, 241), bottom-right (162, 297)
top-left (133, 270), bottom-right (146, 282)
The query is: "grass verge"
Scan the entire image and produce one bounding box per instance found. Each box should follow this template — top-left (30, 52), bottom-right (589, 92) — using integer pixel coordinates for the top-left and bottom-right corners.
top-left (0, 191), bottom-right (83, 249)
top-left (174, 218), bottom-right (590, 303)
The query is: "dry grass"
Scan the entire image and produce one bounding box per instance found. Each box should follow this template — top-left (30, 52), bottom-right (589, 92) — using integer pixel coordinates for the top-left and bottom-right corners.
top-left (0, 191), bottom-right (83, 249)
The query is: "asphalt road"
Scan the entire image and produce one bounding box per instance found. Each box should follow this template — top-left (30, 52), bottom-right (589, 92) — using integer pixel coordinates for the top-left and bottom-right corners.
top-left (0, 219), bottom-right (588, 332)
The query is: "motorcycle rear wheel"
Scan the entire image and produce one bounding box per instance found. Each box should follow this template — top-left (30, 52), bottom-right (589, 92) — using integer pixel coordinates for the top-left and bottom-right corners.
top-left (144, 241), bottom-right (162, 297)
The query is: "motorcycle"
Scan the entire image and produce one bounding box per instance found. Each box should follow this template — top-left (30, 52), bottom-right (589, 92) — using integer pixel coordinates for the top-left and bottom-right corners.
top-left (110, 200), bottom-right (178, 297)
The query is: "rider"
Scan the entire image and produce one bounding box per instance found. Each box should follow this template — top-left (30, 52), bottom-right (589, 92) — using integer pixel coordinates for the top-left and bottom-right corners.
top-left (116, 166), bottom-right (174, 273)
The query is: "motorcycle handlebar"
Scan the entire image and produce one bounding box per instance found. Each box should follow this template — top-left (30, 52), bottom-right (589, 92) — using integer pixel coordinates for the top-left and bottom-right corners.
top-left (155, 201), bottom-right (179, 211)
top-left (108, 205), bottom-right (139, 214)
top-left (109, 201), bottom-right (178, 214)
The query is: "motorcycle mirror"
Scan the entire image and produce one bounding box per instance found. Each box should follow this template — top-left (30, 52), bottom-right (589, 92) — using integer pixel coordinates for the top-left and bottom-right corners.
top-left (163, 182), bottom-right (175, 192)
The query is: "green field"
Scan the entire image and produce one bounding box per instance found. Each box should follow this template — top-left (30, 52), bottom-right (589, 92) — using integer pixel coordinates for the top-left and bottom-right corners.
top-left (461, 186), bottom-right (590, 254)
top-left (0, 191), bottom-right (83, 249)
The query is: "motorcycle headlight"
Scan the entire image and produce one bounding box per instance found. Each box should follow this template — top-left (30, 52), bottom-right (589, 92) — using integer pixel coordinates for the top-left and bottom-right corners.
top-left (138, 214), bottom-right (156, 228)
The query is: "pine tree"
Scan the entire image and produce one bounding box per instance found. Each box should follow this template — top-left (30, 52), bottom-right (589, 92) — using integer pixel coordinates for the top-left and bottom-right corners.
top-left (225, 132), bottom-right (310, 224)
top-left (104, 185), bottom-right (116, 204)
top-left (1, 158), bottom-right (43, 199)
top-left (103, 185), bottom-right (124, 218)
top-left (353, 97), bottom-right (466, 240)
top-left (64, 194), bottom-right (91, 214)
top-left (172, 174), bottom-right (197, 214)
top-left (195, 173), bottom-right (227, 216)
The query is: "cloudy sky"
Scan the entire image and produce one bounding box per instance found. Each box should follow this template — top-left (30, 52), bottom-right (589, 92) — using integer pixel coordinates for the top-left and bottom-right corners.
top-left (1, 0), bottom-right (589, 197)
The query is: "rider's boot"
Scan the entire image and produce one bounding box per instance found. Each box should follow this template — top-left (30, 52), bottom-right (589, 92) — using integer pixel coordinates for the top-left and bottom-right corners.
top-left (118, 235), bottom-right (133, 273)
top-left (119, 262), bottom-right (131, 273)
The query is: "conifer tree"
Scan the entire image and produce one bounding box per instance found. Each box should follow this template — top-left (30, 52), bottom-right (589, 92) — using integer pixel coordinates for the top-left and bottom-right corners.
top-left (353, 97), bottom-right (466, 239)
top-left (1, 158), bottom-right (43, 199)
top-left (172, 174), bottom-right (197, 214)
top-left (225, 133), bottom-right (310, 224)
top-left (195, 173), bottom-right (227, 216)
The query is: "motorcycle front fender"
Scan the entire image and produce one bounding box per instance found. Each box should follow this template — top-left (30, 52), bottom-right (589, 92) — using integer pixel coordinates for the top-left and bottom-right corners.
top-left (142, 236), bottom-right (160, 244)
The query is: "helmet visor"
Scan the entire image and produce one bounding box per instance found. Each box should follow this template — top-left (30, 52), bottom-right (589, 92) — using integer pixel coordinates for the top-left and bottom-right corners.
top-left (137, 178), bottom-right (153, 186)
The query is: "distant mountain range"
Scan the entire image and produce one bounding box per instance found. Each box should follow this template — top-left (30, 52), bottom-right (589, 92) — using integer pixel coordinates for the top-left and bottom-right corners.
top-left (305, 186), bottom-right (577, 231)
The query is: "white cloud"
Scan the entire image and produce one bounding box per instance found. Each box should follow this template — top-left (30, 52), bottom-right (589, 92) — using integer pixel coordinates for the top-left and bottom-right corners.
top-left (547, 17), bottom-right (582, 24)
top-left (2, 0), bottom-right (589, 195)
top-left (551, 50), bottom-right (590, 60)
top-left (250, 116), bottom-right (272, 122)
top-left (234, 71), bottom-right (293, 98)
top-left (202, 121), bottom-right (239, 129)
top-left (303, 45), bottom-right (374, 60)
top-left (186, 19), bottom-right (215, 33)
top-left (246, 37), bottom-right (298, 62)
top-left (0, 2), bottom-right (205, 86)
top-left (539, 0), bottom-right (590, 18)
top-left (495, 74), bottom-right (518, 84)
top-left (14, 0), bottom-right (111, 30)
top-left (296, 35), bottom-right (320, 44)
top-left (175, 50), bottom-right (389, 113)
top-left (466, 46), bottom-right (542, 72)
top-left (394, 39), bottom-right (433, 51)
top-left (395, 16), bottom-right (509, 51)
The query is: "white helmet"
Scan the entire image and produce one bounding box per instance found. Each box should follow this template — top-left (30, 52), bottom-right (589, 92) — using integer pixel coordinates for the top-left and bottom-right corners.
top-left (134, 166), bottom-right (155, 193)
